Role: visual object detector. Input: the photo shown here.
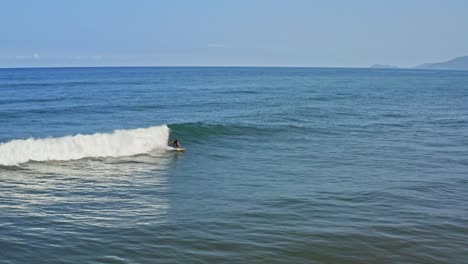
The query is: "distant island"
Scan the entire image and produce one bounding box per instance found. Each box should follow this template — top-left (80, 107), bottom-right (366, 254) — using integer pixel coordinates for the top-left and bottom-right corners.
top-left (415, 56), bottom-right (468, 70)
top-left (370, 55), bottom-right (468, 71)
top-left (370, 64), bottom-right (399, 69)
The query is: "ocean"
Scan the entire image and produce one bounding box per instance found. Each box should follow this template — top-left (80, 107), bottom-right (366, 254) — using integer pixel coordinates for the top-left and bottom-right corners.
top-left (0, 67), bottom-right (467, 263)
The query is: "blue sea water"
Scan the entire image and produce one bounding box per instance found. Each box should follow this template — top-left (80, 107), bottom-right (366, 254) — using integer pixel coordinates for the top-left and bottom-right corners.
top-left (0, 67), bottom-right (467, 263)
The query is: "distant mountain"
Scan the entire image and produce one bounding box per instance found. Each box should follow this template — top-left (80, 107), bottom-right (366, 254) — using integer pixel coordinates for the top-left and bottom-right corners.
top-left (370, 64), bottom-right (398, 69)
top-left (415, 56), bottom-right (468, 70)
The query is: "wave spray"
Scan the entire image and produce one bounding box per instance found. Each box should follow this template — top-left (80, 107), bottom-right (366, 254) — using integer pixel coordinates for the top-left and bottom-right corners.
top-left (0, 125), bottom-right (169, 166)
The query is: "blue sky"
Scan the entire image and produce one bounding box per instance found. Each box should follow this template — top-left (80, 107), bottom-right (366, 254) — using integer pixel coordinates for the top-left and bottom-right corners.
top-left (1, 0), bottom-right (468, 68)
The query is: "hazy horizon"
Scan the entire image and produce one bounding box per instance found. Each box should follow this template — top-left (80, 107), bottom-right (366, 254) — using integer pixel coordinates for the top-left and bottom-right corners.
top-left (1, 0), bottom-right (468, 68)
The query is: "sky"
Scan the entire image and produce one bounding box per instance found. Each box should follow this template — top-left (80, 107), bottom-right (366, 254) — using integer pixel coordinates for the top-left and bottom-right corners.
top-left (1, 0), bottom-right (468, 68)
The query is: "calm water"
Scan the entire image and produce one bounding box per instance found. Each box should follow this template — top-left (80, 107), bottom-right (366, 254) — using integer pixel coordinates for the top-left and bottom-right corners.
top-left (1, 67), bottom-right (467, 263)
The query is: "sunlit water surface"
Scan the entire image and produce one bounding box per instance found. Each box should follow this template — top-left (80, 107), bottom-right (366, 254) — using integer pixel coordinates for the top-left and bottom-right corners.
top-left (1, 67), bottom-right (467, 263)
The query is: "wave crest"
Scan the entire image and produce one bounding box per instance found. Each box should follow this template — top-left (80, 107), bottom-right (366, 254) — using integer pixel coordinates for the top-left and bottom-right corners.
top-left (169, 122), bottom-right (265, 142)
top-left (0, 125), bottom-right (169, 166)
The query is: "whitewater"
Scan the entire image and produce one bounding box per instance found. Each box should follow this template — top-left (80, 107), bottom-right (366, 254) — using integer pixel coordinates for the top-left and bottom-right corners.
top-left (0, 125), bottom-right (169, 166)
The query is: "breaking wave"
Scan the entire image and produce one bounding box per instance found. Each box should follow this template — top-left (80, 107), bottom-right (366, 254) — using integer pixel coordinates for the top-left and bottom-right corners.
top-left (0, 125), bottom-right (169, 166)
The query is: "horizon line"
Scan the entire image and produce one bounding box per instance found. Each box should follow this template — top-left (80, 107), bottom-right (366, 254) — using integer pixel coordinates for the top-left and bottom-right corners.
top-left (0, 65), bottom-right (426, 70)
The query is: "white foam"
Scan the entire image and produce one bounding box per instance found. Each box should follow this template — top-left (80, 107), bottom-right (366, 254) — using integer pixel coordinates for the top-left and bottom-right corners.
top-left (0, 125), bottom-right (170, 166)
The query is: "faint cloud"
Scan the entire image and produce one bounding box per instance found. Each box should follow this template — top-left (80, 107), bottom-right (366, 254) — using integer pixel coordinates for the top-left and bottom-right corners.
top-left (71, 55), bottom-right (104, 60)
top-left (14, 53), bottom-right (40, 60)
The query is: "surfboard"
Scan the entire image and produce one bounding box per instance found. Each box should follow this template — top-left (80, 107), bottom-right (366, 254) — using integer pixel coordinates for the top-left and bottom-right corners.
top-left (171, 147), bottom-right (185, 152)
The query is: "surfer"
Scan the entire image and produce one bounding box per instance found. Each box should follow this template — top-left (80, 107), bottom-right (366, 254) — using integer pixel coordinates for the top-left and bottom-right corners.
top-left (169, 139), bottom-right (181, 148)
